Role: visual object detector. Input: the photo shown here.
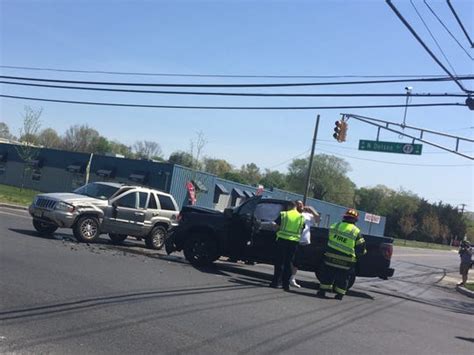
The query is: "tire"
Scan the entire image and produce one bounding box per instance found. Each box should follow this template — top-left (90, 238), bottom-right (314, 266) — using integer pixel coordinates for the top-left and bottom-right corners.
top-left (145, 225), bottom-right (167, 250)
top-left (183, 233), bottom-right (219, 267)
top-left (32, 219), bottom-right (58, 235)
top-left (73, 216), bottom-right (100, 243)
top-left (315, 268), bottom-right (356, 291)
top-left (109, 233), bottom-right (128, 244)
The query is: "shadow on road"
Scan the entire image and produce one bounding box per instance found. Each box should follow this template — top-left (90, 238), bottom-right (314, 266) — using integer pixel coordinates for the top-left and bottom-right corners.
top-left (456, 336), bottom-right (474, 343)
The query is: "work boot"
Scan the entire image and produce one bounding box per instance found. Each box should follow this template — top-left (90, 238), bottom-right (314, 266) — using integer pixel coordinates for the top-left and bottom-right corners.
top-left (335, 293), bottom-right (344, 300)
top-left (316, 290), bottom-right (326, 298)
top-left (290, 277), bottom-right (301, 288)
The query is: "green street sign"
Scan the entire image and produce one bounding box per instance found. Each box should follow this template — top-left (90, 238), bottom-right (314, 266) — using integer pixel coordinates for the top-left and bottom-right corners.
top-left (359, 140), bottom-right (423, 155)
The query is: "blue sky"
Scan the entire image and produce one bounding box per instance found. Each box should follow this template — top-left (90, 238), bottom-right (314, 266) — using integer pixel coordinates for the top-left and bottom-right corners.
top-left (1, 0), bottom-right (473, 210)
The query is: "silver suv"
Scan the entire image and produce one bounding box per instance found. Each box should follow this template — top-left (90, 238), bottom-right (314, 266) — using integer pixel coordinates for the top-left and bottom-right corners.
top-left (28, 182), bottom-right (179, 249)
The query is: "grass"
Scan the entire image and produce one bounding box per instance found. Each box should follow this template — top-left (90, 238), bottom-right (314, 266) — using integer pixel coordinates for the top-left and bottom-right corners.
top-left (464, 283), bottom-right (474, 292)
top-left (393, 238), bottom-right (456, 251)
top-left (0, 184), bottom-right (39, 206)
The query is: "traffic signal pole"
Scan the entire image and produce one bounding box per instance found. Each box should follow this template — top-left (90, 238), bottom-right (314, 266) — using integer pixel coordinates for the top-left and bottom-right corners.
top-left (303, 114), bottom-right (320, 205)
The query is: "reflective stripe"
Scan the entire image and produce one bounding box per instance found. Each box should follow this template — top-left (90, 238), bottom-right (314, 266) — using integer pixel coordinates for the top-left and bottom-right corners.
top-left (356, 238), bottom-right (365, 245)
top-left (334, 286), bottom-right (347, 295)
top-left (325, 252), bottom-right (356, 262)
top-left (325, 261), bottom-right (351, 270)
top-left (328, 240), bottom-right (354, 254)
top-left (320, 283), bottom-right (333, 290)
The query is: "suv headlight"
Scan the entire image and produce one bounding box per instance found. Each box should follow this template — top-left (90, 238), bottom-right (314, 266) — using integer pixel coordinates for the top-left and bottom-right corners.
top-left (55, 201), bottom-right (75, 213)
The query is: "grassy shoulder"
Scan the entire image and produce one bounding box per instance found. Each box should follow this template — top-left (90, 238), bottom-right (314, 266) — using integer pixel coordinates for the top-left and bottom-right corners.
top-left (464, 283), bottom-right (474, 292)
top-left (0, 184), bottom-right (39, 206)
top-left (393, 238), bottom-right (456, 251)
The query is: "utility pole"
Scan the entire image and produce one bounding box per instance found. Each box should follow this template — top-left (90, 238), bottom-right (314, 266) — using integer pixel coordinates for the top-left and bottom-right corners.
top-left (459, 203), bottom-right (466, 214)
top-left (303, 115), bottom-right (320, 205)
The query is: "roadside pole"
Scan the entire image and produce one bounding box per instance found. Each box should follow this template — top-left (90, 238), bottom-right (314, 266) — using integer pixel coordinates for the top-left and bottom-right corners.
top-left (303, 114), bottom-right (320, 205)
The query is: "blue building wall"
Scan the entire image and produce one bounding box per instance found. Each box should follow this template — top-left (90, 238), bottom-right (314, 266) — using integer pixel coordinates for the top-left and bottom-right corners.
top-left (0, 142), bottom-right (386, 235)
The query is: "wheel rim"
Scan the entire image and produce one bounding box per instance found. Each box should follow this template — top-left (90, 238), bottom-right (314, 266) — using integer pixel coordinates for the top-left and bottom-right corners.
top-left (191, 240), bottom-right (211, 261)
top-left (152, 229), bottom-right (165, 247)
top-left (81, 219), bottom-right (97, 240)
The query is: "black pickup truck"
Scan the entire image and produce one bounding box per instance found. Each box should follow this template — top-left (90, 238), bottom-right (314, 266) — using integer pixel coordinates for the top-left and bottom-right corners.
top-left (166, 196), bottom-right (394, 289)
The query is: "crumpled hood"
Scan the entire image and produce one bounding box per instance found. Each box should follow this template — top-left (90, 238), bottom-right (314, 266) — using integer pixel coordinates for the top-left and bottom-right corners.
top-left (36, 193), bottom-right (108, 206)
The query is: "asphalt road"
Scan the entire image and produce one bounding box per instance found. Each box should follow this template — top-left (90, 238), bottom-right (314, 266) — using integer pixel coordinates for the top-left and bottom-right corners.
top-left (1, 206), bottom-right (473, 354)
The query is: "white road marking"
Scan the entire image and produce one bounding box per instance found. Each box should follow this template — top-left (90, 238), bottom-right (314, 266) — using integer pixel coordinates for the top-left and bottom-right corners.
top-left (0, 210), bottom-right (31, 220)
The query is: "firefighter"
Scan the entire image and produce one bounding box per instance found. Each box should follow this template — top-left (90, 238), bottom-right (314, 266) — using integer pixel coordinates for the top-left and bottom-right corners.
top-left (270, 201), bottom-right (305, 291)
top-left (317, 208), bottom-right (366, 300)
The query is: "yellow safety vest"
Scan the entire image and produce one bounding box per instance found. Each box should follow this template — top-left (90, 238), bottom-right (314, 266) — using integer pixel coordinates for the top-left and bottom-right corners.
top-left (276, 209), bottom-right (305, 242)
top-left (327, 222), bottom-right (361, 258)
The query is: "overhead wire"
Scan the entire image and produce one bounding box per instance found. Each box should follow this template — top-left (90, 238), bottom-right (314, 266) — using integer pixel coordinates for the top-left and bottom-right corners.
top-left (446, 0), bottom-right (474, 48)
top-left (1, 74), bottom-right (474, 88)
top-left (410, 0), bottom-right (458, 76)
top-left (423, 0), bottom-right (474, 60)
top-left (0, 80), bottom-right (467, 98)
top-left (0, 64), bottom-right (471, 79)
top-left (0, 94), bottom-right (467, 110)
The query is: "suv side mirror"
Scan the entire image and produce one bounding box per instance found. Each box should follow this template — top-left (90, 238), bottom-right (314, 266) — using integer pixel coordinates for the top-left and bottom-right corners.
top-left (224, 208), bottom-right (233, 218)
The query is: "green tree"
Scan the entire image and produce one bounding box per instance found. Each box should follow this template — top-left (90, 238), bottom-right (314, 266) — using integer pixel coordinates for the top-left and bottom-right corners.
top-left (204, 158), bottom-right (232, 177)
top-left (287, 154), bottom-right (355, 206)
top-left (259, 169), bottom-right (287, 190)
top-left (37, 128), bottom-right (62, 149)
top-left (419, 213), bottom-right (441, 242)
top-left (221, 171), bottom-right (248, 184)
top-left (239, 163), bottom-right (261, 185)
top-left (355, 185), bottom-right (392, 214)
top-left (108, 140), bottom-right (134, 158)
top-left (0, 122), bottom-right (15, 140)
top-left (168, 151), bottom-right (194, 168)
top-left (398, 215), bottom-right (417, 241)
top-left (62, 124), bottom-right (101, 153)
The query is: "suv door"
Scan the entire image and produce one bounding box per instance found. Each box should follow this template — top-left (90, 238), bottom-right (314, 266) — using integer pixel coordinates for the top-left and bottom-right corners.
top-left (156, 193), bottom-right (179, 225)
top-left (106, 191), bottom-right (147, 235)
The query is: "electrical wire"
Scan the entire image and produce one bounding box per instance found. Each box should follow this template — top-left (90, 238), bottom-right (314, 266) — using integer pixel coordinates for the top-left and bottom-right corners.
top-left (424, 0), bottom-right (474, 60)
top-left (0, 80), bottom-right (467, 98)
top-left (0, 64), bottom-right (470, 79)
top-left (1, 74), bottom-right (474, 88)
top-left (0, 94), bottom-right (467, 110)
top-left (446, 0), bottom-right (474, 48)
top-left (410, 0), bottom-right (458, 76)
top-left (266, 149), bottom-right (311, 169)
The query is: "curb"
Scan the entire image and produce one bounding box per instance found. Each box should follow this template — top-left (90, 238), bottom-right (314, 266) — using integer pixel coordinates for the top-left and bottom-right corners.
top-left (456, 285), bottom-right (474, 299)
top-left (0, 203), bottom-right (29, 211)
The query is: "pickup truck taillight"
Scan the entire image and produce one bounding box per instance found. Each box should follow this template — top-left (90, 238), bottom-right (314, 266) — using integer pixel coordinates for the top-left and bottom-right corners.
top-left (380, 243), bottom-right (393, 260)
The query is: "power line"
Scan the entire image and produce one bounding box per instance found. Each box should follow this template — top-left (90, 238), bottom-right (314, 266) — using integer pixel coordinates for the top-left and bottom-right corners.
top-left (266, 149), bottom-right (311, 169)
top-left (317, 147), bottom-right (473, 167)
top-left (1, 74), bottom-right (474, 88)
top-left (0, 94), bottom-right (467, 110)
top-left (410, 0), bottom-right (458, 76)
top-left (446, 0), bottom-right (474, 48)
top-left (424, 0), bottom-right (474, 60)
top-left (386, 0), bottom-right (473, 94)
top-left (0, 64), bottom-right (470, 79)
top-left (0, 80), bottom-right (467, 98)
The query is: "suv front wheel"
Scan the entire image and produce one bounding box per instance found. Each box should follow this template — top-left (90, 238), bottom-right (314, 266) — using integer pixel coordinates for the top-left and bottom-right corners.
top-left (73, 216), bottom-right (100, 243)
top-left (33, 219), bottom-right (58, 236)
top-left (145, 225), bottom-right (167, 250)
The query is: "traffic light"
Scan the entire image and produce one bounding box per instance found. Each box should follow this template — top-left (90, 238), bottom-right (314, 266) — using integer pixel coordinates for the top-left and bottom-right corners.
top-left (333, 120), bottom-right (348, 142)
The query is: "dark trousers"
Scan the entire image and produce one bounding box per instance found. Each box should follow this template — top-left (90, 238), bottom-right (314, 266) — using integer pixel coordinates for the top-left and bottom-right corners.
top-left (271, 238), bottom-right (298, 289)
top-left (318, 262), bottom-right (354, 295)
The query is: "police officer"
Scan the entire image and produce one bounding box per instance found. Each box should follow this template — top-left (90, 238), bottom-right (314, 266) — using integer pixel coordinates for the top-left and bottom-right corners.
top-left (270, 201), bottom-right (305, 291)
top-left (317, 208), bottom-right (366, 300)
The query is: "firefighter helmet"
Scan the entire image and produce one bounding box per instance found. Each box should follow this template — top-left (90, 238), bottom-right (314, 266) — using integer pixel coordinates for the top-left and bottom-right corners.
top-left (343, 208), bottom-right (359, 222)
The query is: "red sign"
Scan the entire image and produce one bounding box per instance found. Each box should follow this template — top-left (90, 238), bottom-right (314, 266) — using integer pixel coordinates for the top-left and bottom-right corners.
top-left (186, 181), bottom-right (196, 205)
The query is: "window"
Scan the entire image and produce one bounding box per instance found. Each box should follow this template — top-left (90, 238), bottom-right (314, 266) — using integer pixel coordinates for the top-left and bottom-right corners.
top-left (148, 193), bottom-right (158, 209)
top-left (158, 194), bottom-right (176, 211)
top-left (138, 192), bottom-right (149, 209)
top-left (116, 192), bottom-right (137, 208)
top-left (254, 203), bottom-right (284, 222)
top-left (74, 183), bottom-right (120, 200)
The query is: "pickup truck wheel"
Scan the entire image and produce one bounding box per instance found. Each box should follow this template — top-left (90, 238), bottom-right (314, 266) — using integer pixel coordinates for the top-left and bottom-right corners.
top-left (32, 219), bottom-right (58, 235)
top-left (315, 269), bottom-right (356, 290)
top-left (145, 226), bottom-right (167, 250)
top-left (109, 233), bottom-right (128, 244)
top-left (73, 216), bottom-right (100, 243)
top-left (183, 234), bottom-right (219, 267)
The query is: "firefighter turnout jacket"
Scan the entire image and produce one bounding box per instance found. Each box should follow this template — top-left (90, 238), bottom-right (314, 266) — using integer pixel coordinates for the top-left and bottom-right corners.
top-left (276, 209), bottom-right (305, 242)
top-left (324, 222), bottom-right (367, 270)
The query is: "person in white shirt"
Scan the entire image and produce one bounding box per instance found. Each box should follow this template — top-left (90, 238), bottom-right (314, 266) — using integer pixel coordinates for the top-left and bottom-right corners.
top-left (290, 202), bottom-right (320, 288)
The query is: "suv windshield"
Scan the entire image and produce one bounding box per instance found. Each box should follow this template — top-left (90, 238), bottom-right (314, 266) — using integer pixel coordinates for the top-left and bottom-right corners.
top-left (74, 183), bottom-right (120, 200)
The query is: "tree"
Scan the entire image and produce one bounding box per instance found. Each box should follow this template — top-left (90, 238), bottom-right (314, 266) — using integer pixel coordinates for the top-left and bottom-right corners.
top-left (189, 130), bottom-right (207, 170)
top-left (168, 151), bottom-right (194, 168)
top-left (16, 106), bottom-right (42, 189)
top-left (355, 185), bottom-right (392, 214)
top-left (37, 128), bottom-right (62, 148)
top-left (203, 158), bottom-right (232, 177)
top-left (259, 169), bottom-right (287, 190)
top-left (108, 140), bottom-right (134, 158)
top-left (286, 154), bottom-right (355, 206)
top-left (239, 163), bottom-right (261, 185)
top-left (398, 215), bottom-right (417, 241)
top-left (221, 171), bottom-right (248, 184)
top-left (0, 122), bottom-right (14, 140)
top-left (419, 213), bottom-right (441, 242)
top-left (62, 124), bottom-right (101, 153)
top-left (133, 140), bottom-right (163, 160)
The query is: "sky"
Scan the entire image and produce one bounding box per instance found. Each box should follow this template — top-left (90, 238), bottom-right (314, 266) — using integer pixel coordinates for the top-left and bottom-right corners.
top-left (0, 0), bottom-right (473, 210)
